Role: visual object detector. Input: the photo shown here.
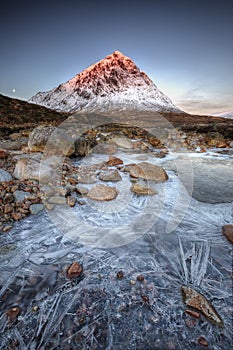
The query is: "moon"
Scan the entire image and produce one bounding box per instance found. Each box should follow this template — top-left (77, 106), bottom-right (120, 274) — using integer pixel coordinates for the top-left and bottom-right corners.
top-left (12, 88), bottom-right (16, 93)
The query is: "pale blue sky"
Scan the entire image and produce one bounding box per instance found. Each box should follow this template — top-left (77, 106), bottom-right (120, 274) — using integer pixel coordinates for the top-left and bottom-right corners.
top-left (0, 0), bottom-right (232, 114)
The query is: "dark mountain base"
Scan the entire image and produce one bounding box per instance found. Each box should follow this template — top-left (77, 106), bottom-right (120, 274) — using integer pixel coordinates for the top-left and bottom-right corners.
top-left (0, 94), bottom-right (68, 137)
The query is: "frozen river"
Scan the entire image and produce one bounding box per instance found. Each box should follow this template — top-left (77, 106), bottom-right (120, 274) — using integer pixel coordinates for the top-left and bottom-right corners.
top-left (0, 148), bottom-right (232, 349)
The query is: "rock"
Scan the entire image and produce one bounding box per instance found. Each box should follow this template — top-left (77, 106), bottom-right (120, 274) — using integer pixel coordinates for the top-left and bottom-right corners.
top-left (222, 224), bottom-right (233, 244)
top-left (13, 190), bottom-right (31, 202)
top-left (67, 262), bottom-right (83, 278)
top-left (0, 244), bottom-right (16, 254)
top-left (126, 162), bottom-right (168, 182)
top-left (111, 136), bottom-right (133, 149)
top-left (185, 309), bottom-right (200, 318)
top-left (67, 196), bottom-right (76, 207)
top-left (185, 318), bottom-right (197, 328)
top-left (75, 137), bottom-right (93, 156)
top-left (44, 202), bottom-right (55, 211)
top-left (137, 275), bottom-right (145, 282)
top-left (13, 158), bottom-right (55, 183)
top-left (76, 185), bottom-right (89, 196)
top-left (29, 204), bottom-right (44, 215)
top-left (0, 149), bottom-right (8, 159)
top-left (9, 133), bottom-right (21, 140)
top-left (4, 204), bottom-right (14, 214)
top-left (131, 183), bottom-right (157, 195)
top-left (12, 212), bottom-right (23, 221)
top-left (53, 186), bottom-right (71, 197)
top-left (133, 141), bottom-right (149, 150)
top-left (147, 135), bottom-right (161, 147)
top-left (87, 184), bottom-right (118, 201)
top-left (0, 169), bottom-right (12, 182)
top-left (68, 177), bottom-right (79, 185)
top-left (4, 193), bottom-right (14, 204)
top-left (208, 139), bottom-right (219, 147)
top-left (152, 150), bottom-right (167, 158)
top-left (181, 286), bottom-right (223, 326)
top-left (32, 306), bottom-right (39, 312)
top-left (94, 143), bottom-right (117, 155)
top-left (10, 185), bottom-right (18, 193)
top-left (48, 196), bottom-right (66, 205)
top-left (78, 174), bottom-right (97, 184)
top-left (116, 271), bottom-right (124, 279)
top-left (28, 125), bottom-right (75, 157)
top-left (6, 306), bottom-right (21, 321)
top-left (198, 336), bottom-right (208, 347)
top-left (136, 155), bottom-right (148, 161)
top-left (28, 125), bottom-right (56, 152)
top-left (217, 141), bottom-right (228, 148)
top-left (2, 225), bottom-right (13, 232)
top-left (106, 156), bottom-right (123, 166)
top-left (141, 294), bottom-right (149, 303)
top-left (99, 170), bottom-right (122, 182)
top-left (229, 141), bottom-right (233, 148)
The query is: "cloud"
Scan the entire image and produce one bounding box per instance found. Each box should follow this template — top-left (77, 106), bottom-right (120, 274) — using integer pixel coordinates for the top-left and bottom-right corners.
top-left (175, 87), bottom-right (233, 115)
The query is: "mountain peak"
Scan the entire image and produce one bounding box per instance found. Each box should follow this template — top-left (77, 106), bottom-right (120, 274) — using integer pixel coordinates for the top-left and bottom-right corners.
top-left (30, 51), bottom-right (180, 113)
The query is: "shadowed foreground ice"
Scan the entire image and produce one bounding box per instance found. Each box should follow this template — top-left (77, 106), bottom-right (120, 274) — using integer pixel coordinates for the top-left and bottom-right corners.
top-left (0, 151), bottom-right (232, 349)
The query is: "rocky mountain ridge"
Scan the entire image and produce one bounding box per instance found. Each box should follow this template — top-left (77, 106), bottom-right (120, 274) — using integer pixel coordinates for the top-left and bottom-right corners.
top-left (30, 51), bottom-right (180, 113)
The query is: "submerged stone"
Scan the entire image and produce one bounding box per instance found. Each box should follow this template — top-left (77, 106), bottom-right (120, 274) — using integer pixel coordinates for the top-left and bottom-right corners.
top-left (130, 183), bottom-right (157, 195)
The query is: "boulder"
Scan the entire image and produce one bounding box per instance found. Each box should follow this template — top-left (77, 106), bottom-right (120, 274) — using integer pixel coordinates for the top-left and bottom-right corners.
top-left (125, 162), bottom-right (168, 182)
top-left (87, 184), bottom-right (118, 201)
top-left (75, 137), bottom-right (93, 156)
top-left (99, 170), bottom-right (122, 182)
top-left (0, 169), bottom-right (12, 182)
top-left (13, 158), bottom-right (55, 183)
top-left (28, 125), bottom-right (56, 152)
top-left (28, 125), bottom-right (75, 157)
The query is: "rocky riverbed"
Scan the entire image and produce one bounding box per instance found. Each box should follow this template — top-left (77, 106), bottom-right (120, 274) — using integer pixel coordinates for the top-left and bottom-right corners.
top-left (0, 119), bottom-right (232, 349)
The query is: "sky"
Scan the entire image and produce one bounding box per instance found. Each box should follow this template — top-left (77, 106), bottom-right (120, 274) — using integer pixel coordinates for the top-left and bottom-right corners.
top-left (0, 0), bottom-right (232, 115)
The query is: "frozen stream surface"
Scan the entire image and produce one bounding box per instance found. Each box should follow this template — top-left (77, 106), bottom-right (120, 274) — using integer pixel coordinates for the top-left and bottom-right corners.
top-left (0, 149), bottom-right (232, 349)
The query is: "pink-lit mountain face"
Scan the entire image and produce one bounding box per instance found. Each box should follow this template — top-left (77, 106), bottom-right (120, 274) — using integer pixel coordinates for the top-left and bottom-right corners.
top-left (30, 51), bottom-right (180, 113)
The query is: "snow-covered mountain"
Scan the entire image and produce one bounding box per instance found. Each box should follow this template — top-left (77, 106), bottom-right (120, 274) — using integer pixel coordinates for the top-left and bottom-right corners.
top-left (212, 110), bottom-right (233, 119)
top-left (30, 51), bottom-right (181, 113)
